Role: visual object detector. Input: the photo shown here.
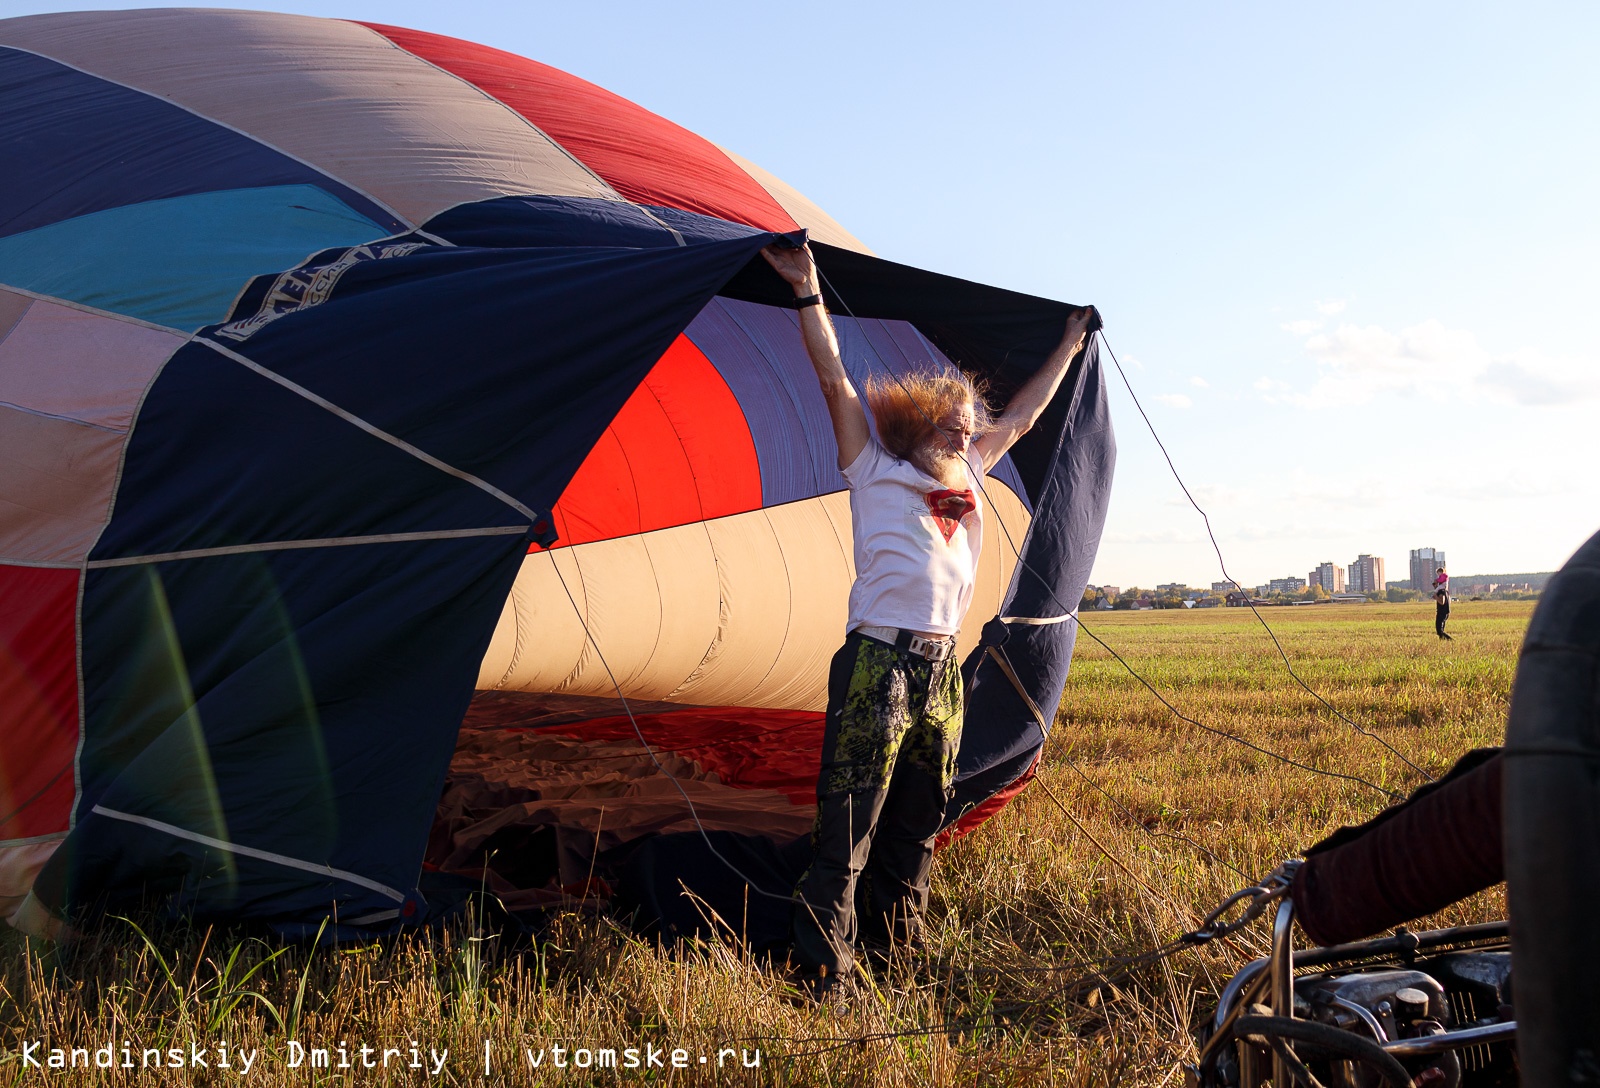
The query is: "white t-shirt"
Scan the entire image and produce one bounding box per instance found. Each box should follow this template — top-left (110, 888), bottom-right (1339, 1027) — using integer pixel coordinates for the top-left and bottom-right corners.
top-left (842, 438), bottom-right (985, 637)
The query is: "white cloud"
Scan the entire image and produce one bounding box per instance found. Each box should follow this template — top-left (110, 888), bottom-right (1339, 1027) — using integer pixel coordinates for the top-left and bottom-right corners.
top-left (1101, 526), bottom-right (1204, 545)
top-left (1479, 350), bottom-right (1600, 406)
top-left (1232, 521), bottom-right (1331, 543)
top-left (1164, 482), bottom-right (1248, 509)
top-left (1155, 393), bottom-right (1192, 409)
top-left (1189, 375), bottom-right (1211, 388)
top-left (1430, 472), bottom-right (1571, 501)
top-left (1262, 317), bottom-right (1598, 409)
top-left (1280, 319), bottom-right (1323, 336)
top-left (1315, 298), bottom-right (1349, 315)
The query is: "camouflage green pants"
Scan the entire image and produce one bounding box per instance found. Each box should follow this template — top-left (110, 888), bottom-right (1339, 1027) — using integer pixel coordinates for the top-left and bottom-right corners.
top-left (791, 631), bottom-right (963, 977)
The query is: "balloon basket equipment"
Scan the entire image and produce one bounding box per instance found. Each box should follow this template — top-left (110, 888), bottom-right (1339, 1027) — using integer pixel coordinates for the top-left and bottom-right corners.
top-left (1189, 901), bottom-right (1516, 1088)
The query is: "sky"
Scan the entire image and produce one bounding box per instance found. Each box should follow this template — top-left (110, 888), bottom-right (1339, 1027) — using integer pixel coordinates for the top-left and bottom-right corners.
top-left (9, 0), bottom-right (1595, 587)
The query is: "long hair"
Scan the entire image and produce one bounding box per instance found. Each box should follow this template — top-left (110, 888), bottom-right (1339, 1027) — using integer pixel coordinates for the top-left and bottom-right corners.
top-left (862, 365), bottom-right (992, 461)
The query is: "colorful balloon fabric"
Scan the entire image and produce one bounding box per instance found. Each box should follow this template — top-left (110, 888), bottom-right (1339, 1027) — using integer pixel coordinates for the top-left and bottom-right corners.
top-left (0, 9), bottom-right (1114, 935)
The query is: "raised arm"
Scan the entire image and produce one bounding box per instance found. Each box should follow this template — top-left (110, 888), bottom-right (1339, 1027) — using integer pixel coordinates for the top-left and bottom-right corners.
top-left (761, 243), bottom-right (870, 469)
top-left (972, 307), bottom-right (1097, 472)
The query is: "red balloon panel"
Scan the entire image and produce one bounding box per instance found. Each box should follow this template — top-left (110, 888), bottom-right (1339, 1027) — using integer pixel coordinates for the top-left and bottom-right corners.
top-left (359, 22), bottom-right (800, 234)
top-left (545, 333), bottom-right (763, 549)
top-left (0, 564), bottom-right (79, 841)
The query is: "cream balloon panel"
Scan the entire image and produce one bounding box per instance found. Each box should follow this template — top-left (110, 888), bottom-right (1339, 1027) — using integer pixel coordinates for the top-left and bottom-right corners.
top-left (477, 483), bottom-right (1031, 711)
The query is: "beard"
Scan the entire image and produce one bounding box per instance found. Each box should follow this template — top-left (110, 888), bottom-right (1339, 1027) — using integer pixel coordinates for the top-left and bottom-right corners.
top-left (912, 439), bottom-right (970, 488)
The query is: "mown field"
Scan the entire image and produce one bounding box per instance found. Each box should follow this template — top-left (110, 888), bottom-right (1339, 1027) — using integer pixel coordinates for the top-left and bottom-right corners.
top-left (2, 601), bottom-right (1530, 1086)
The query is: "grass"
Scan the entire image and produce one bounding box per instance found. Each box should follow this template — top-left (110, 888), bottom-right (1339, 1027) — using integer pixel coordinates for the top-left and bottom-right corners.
top-left (0, 600), bottom-right (1529, 1086)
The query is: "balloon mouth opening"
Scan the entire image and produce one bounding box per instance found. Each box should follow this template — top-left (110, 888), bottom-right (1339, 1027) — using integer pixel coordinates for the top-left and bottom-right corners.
top-left (425, 691), bottom-right (825, 910)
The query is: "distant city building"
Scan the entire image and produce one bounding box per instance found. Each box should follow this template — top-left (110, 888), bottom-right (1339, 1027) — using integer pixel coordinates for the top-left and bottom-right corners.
top-left (1464, 582), bottom-right (1533, 596)
top-left (1308, 561), bottom-right (1345, 594)
top-left (1267, 576), bottom-right (1307, 594)
top-left (1212, 580), bottom-right (1237, 593)
top-left (1099, 585), bottom-right (1121, 599)
top-left (1156, 582), bottom-right (1188, 593)
top-left (1346, 554), bottom-right (1386, 594)
top-left (1410, 547), bottom-right (1446, 591)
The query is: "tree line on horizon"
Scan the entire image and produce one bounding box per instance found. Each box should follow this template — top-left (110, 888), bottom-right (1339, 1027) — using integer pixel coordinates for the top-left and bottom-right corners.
top-left (1083, 583), bottom-right (1542, 610)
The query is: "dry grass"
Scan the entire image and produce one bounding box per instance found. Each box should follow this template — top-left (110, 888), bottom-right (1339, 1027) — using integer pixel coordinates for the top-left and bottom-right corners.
top-left (1, 601), bottom-right (1529, 1086)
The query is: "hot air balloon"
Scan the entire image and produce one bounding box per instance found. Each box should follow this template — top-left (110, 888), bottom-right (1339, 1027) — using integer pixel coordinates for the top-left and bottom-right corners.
top-left (0, 9), bottom-right (1113, 938)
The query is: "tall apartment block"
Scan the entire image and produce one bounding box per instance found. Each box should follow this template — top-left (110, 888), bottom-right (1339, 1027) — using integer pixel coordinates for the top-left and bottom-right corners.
top-left (1410, 547), bottom-right (1446, 591)
top-left (1346, 554), bottom-right (1385, 594)
top-left (1308, 561), bottom-right (1345, 594)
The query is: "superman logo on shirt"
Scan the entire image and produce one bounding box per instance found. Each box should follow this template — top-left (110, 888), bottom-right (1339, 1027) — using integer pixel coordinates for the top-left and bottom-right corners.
top-left (924, 488), bottom-right (977, 543)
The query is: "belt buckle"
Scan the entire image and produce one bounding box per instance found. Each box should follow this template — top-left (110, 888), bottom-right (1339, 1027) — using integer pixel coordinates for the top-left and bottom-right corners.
top-left (906, 634), bottom-right (949, 661)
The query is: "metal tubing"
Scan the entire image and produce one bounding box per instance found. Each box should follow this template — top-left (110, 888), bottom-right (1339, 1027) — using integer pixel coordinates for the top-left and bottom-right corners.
top-left (1214, 961), bottom-right (1269, 1034)
top-left (1271, 899), bottom-right (1295, 1086)
top-left (1285, 922), bottom-right (1506, 969)
top-left (1381, 1020), bottom-right (1516, 1057)
top-left (1272, 898), bottom-right (1295, 1014)
top-left (1327, 995), bottom-right (1388, 1043)
top-left (1239, 1039), bottom-right (1260, 1088)
top-left (1213, 921), bottom-right (1508, 1035)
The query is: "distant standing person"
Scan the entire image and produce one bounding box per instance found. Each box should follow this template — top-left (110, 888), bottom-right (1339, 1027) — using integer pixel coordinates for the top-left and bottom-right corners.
top-left (1433, 566), bottom-right (1452, 640)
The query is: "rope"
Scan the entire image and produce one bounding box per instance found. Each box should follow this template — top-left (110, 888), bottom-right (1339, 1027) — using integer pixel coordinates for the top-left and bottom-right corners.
top-left (1067, 609), bottom-right (1400, 800)
top-left (1055, 755), bottom-right (1252, 882)
top-left (548, 563), bottom-right (798, 905)
top-left (533, 253), bottom-right (1399, 1033)
top-left (1094, 333), bottom-right (1434, 782)
top-left (0, 762), bottom-right (71, 831)
top-left (755, 873), bottom-right (1295, 1057)
top-left (1032, 774), bottom-right (1180, 914)
top-left (548, 545), bottom-right (1281, 1049)
top-left (985, 637), bottom-right (1255, 877)
top-left (757, 936), bottom-right (1196, 1058)
top-left (815, 270), bottom-right (1400, 801)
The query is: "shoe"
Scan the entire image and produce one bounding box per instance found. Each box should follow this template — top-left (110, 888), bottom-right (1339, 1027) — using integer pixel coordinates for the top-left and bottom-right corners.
top-left (789, 964), bottom-right (861, 1008)
top-left (803, 973), bottom-right (861, 1011)
top-left (859, 933), bottom-right (927, 973)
